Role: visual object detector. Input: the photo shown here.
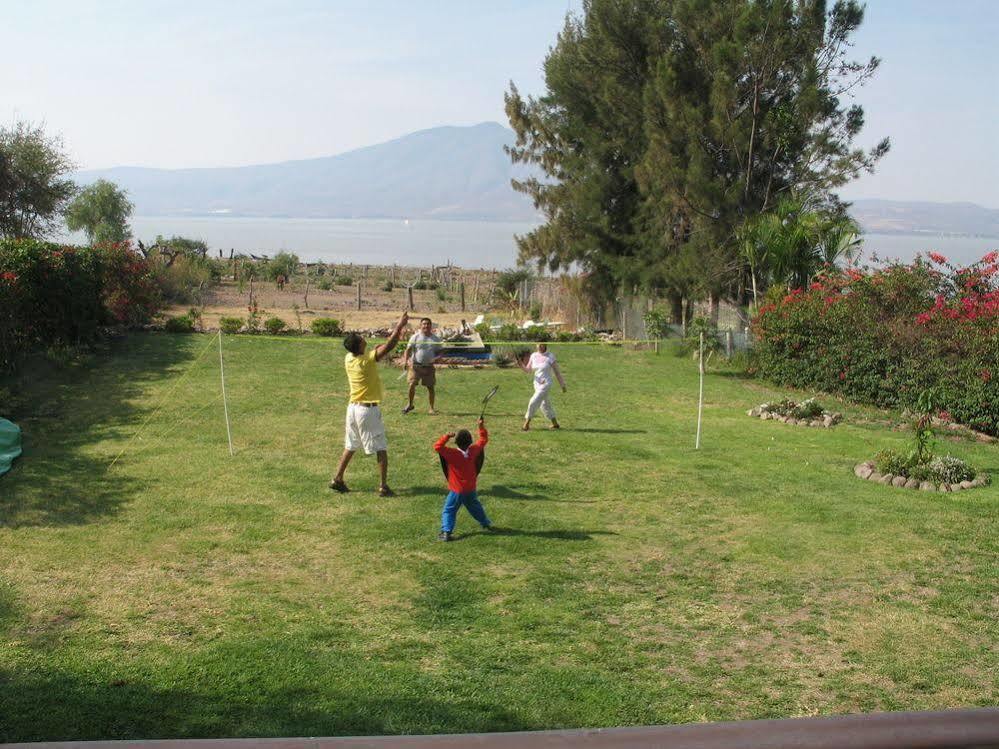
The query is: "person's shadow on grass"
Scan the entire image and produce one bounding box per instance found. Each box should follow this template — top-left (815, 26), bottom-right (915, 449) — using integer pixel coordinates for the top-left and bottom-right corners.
top-left (450, 527), bottom-right (616, 542)
top-left (559, 428), bottom-right (648, 434)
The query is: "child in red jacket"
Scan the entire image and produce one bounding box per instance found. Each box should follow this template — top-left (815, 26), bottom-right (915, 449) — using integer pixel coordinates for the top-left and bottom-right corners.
top-left (434, 417), bottom-right (492, 541)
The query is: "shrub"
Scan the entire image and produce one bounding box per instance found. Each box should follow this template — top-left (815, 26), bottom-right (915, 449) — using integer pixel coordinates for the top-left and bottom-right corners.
top-left (266, 251), bottom-right (299, 281)
top-left (163, 314), bottom-right (195, 333)
top-left (680, 316), bottom-right (722, 356)
top-left (0, 239), bottom-right (160, 371)
top-left (529, 302), bottom-right (542, 321)
top-left (794, 397), bottom-right (824, 419)
top-left (753, 253), bottom-right (999, 435)
top-left (436, 287), bottom-right (448, 302)
top-left (493, 346), bottom-right (531, 368)
top-left (219, 317), bottom-right (243, 334)
top-left (147, 237), bottom-right (222, 304)
top-left (336, 276), bottom-right (353, 286)
top-left (245, 305), bottom-right (261, 334)
top-left (311, 318), bottom-right (343, 336)
top-left (317, 278), bottom-right (334, 291)
top-left (264, 316), bottom-right (286, 335)
top-left (643, 308), bottom-right (672, 339)
top-left (926, 455), bottom-right (975, 484)
top-left (874, 449), bottom-right (913, 477)
top-left (382, 281), bottom-right (394, 292)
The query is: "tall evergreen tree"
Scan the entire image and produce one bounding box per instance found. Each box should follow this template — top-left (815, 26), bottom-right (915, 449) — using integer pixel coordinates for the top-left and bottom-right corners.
top-left (506, 0), bottom-right (887, 313)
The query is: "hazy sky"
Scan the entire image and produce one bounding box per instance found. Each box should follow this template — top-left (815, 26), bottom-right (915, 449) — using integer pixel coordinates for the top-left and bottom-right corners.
top-left (3, 0), bottom-right (997, 207)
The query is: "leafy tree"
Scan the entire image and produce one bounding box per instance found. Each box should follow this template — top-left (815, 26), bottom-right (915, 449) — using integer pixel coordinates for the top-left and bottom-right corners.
top-left (741, 196), bottom-right (862, 294)
top-left (266, 251), bottom-right (299, 281)
top-left (506, 0), bottom-right (887, 314)
top-left (638, 0), bottom-right (885, 308)
top-left (65, 179), bottom-right (133, 244)
top-left (505, 1), bottom-right (656, 307)
top-left (0, 121), bottom-right (76, 239)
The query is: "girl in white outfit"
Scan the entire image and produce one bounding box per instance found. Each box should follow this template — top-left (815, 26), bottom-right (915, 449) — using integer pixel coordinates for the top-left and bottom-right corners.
top-left (518, 343), bottom-right (567, 431)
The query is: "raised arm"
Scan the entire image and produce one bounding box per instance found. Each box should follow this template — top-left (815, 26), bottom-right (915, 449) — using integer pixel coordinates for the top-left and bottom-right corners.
top-left (475, 418), bottom-right (489, 447)
top-left (434, 432), bottom-right (455, 452)
top-left (375, 311), bottom-right (410, 361)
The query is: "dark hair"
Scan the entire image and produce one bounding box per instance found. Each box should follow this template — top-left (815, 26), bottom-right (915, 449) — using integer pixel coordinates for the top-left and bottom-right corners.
top-left (343, 332), bottom-right (364, 355)
top-left (455, 429), bottom-right (472, 450)
top-left (420, 317), bottom-right (432, 325)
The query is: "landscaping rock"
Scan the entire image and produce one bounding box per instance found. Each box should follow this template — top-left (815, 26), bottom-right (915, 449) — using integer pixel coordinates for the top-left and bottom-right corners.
top-left (868, 471), bottom-right (884, 482)
top-left (823, 415), bottom-right (834, 428)
top-left (891, 476), bottom-right (907, 487)
top-left (879, 473), bottom-right (894, 485)
top-left (810, 420), bottom-right (822, 427)
top-left (938, 484), bottom-right (951, 492)
top-left (904, 478), bottom-right (920, 489)
top-left (959, 480), bottom-right (974, 490)
top-left (855, 464), bottom-right (873, 480)
top-left (919, 481), bottom-right (935, 491)
top-left (748, 407), bottom-right (760, 417)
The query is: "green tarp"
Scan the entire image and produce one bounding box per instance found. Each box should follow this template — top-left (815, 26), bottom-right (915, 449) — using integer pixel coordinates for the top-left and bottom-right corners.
top-left (0, 418), bottom-right (21, 476)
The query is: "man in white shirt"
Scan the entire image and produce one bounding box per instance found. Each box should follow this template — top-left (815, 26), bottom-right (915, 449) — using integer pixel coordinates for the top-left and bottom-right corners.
top-left (402, 317), bottom-right (443, 415)
top-left (518, 343), bottom-right (567, 430)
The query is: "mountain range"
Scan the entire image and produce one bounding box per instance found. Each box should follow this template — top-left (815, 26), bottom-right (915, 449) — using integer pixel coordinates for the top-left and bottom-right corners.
top-left (74, 123), bottom-right (999, 236)
top-left (74, 122), bottom-right (538, 222)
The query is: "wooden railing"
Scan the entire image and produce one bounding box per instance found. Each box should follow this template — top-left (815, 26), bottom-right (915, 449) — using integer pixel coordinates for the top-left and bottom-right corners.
top-left (4, 708), bottom-right (998, 749)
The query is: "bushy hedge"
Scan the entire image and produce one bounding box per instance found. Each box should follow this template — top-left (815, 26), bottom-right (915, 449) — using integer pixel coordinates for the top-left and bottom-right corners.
top-left (474, 322), bottom-right (598, 343)
top-left (1, 238), bottom-right (160, 370)
top-left (752, 252), bottom-right (999, 434)
top-left (311, 318), bottom-right (343, 336)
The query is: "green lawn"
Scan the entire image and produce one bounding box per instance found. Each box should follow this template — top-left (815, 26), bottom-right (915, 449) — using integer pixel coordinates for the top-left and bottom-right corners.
top-left (1, 333), bottom-right (996, 741)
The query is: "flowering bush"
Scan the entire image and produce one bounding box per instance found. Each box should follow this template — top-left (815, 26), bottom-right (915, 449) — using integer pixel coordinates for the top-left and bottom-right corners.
top-left (874, 450), bottom-right (976, 484)
top-left (752, 252), bottom-right (999, 435)
top-left (0, 238), bottom-right (160, 370)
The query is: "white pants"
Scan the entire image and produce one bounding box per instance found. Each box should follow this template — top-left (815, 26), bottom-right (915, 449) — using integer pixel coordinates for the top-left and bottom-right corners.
top-left (344, 403), bottom-right (388, 454)
top-left (525, 385), bottom-right (556, 421)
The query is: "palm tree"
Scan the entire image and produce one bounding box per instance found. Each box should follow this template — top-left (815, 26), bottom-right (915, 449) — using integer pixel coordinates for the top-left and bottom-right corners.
top-left (741, 198), bottom-right (863, 295)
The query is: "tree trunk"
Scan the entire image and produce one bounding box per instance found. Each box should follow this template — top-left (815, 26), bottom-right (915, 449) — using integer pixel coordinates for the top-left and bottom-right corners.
top-left (708, 291), bottom-right (720, 327)
top-left (670, 293), bottom-right (683, 325)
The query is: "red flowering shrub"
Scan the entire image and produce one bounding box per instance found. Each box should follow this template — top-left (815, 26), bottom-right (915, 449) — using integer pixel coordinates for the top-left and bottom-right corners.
top-left (0, 238), bottom-right (161, 370)
top-left (752, 252), bottom-right (999, 435)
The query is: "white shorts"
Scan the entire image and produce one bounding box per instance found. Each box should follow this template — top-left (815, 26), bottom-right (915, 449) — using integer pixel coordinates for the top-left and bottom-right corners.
top-left (344, 403), bottom-right (388, 455)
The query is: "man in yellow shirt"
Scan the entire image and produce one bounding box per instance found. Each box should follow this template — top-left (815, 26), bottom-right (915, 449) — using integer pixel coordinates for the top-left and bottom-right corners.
top-left (330, 311), bottom-right (409, 496)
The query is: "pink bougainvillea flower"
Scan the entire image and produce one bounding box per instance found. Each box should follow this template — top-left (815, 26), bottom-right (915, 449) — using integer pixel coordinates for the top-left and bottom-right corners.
top-left (928, 252), bottom-right (948, 264)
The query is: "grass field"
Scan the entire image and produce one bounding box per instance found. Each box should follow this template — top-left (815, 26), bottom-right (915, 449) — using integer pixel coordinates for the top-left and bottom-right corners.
top-left (1, 333), bottom-right (996, 741)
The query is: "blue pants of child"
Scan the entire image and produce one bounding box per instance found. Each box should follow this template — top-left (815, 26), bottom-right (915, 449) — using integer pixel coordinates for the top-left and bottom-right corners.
top-left (440, 490), bottom-right (490, 532)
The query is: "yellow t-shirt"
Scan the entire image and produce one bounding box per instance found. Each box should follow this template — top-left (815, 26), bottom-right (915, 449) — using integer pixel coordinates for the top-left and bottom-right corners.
top-left (344, 350), bottom-right (383, 403)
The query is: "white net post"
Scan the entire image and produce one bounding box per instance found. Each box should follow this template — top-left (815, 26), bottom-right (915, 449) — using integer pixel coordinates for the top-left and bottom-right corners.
top-left (219, 331), bottom-right (234, 456)
top-left (695, 332), bottom-right (704, 449)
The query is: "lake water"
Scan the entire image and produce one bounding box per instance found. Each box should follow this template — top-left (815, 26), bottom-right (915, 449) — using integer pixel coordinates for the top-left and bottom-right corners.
top-left (59, 216), bottom-right (999, 269)
top-left (61, 217), bottom-right (538, 269)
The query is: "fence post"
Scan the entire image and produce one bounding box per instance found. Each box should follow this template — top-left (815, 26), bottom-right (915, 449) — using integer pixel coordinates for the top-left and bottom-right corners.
top-left (460, 282), bottom-right (466, 312)
top-left (407, 285), bottom-right (414, 311)
top-left (725, 328), bottom-right (733, 358)
top-left (356, 283), bottom-right (362, 310)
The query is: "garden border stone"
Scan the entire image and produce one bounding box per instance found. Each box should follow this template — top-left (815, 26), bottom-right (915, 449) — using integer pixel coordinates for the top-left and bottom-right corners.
top-left (748, 405), bottom-right (842, 428)
top-left (853, 461), bottom-right (991, 493)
